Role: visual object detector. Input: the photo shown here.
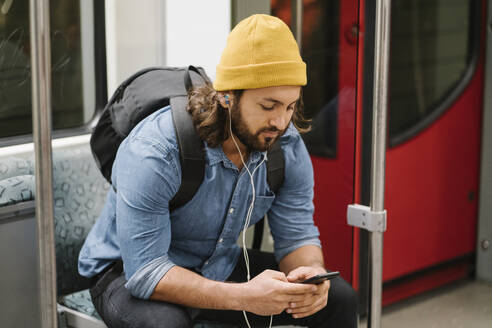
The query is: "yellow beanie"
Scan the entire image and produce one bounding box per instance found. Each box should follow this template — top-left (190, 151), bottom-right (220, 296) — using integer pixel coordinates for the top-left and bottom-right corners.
top-left (213, 14), bottom-right (306, 91)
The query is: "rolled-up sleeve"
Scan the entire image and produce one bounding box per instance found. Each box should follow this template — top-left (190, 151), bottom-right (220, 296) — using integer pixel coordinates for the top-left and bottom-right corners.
top-left (114, 136), bottom-right (180, 299)
top-left (268, 135), bottom-right (321, 262)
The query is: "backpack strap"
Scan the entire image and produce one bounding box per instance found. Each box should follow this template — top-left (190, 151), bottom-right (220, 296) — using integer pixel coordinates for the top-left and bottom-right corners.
top-left (184, 65), bottom-right (211, 92)
top-left (169, 95), bottom-right (205, 211)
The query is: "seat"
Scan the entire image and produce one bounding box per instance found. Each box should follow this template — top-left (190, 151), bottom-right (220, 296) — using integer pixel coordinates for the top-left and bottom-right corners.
top-left (0, 142), bottom-right (110, 327)
top-left (1, 140), bottom-right (241, 327)
top-left (59, 289), bottom-right (101, 320)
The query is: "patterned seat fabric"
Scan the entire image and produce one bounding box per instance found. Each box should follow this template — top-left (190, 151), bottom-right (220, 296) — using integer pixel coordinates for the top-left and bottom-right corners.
top-left (1, 144), bottom-right (236, 327)
top-left (0, 175), bottom-right (35, 206)
top-left (60, 289), bottom-right (101, 320)
top-left (0, 144), bottom-right (110, 296)
top-left (0, 156), bottom-right (34, 180)
top-left (51, 144), bottom-right (110, 295)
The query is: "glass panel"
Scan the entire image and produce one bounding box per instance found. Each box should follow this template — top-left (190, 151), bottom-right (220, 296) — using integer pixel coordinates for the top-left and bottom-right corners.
top-left (271, 0), bottom-right (340, 158)
top-left (389, 0), bottom-right (472, 138)
top-left (271, 0), bottom-right (358, 281)
top-left (0, 0), bottom-right (95, 138)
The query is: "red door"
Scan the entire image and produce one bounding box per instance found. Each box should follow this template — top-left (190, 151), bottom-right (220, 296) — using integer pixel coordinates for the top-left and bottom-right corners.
top-left (356, 0), bottom-right (486, 305)
top-left (382, 0), bottom-right (485, 304)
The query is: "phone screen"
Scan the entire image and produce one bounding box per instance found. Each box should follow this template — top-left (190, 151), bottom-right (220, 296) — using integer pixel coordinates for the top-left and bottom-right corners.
top-left (300, 271), bottom-right (340, 284)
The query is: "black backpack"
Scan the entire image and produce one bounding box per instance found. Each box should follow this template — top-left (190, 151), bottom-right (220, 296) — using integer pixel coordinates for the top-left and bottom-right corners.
top-left (90, 66), bottom-right (285, 230)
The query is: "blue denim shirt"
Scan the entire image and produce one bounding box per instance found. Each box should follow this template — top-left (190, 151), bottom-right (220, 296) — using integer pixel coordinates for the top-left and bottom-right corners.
top-left (78, 106), bottom-right (321, 300)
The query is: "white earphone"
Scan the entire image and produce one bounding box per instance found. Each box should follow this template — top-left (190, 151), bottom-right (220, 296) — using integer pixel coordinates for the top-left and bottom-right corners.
top-left (228, 106), bottom-right (273, 328)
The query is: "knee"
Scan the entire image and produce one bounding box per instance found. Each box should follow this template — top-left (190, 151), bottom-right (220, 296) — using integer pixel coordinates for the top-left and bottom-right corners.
top-left (98, 284), bottom-right (192, 328)
top-left (329, 277), bottom-right (358, 315)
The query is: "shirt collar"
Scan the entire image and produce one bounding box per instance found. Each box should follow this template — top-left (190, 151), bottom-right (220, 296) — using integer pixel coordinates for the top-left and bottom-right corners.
top-left (205, 142), bottom-right (266, 167)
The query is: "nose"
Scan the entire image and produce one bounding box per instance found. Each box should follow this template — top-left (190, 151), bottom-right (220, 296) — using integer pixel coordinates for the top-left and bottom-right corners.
top-left (269, 113), bottom-right (289, 130)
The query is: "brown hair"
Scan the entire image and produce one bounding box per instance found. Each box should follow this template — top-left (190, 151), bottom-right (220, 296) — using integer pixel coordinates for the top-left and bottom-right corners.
top-left (187, 83), bottom-right (311, 147)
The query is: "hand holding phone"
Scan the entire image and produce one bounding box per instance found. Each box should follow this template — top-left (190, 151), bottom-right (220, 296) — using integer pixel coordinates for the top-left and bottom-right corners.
top-left (299, 271), bottom-right (340, 284)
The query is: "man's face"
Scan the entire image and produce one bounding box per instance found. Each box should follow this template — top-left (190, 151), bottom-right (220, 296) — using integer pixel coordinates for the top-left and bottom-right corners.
top-left (230, 86), bottom-right (301, 152)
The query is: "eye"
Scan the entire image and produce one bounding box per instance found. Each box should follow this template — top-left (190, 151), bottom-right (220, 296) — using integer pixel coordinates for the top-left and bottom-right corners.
top-left (260, 104), bottom-right (274, 111)
top-left (287, 105), bottom-right (295, 111)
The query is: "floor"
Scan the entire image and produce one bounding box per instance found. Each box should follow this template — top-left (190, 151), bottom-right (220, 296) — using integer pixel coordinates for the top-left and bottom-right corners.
top-left (359, 279), bottom-right (492, 328)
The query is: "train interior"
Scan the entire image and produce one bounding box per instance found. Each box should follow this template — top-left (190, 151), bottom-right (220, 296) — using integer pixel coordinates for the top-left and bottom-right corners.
top-left (1, 0), bottom-right (492, 327)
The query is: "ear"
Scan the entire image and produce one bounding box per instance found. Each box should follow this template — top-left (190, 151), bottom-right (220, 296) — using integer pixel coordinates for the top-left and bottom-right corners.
top-left (217, 92), bottom-right (231, 109)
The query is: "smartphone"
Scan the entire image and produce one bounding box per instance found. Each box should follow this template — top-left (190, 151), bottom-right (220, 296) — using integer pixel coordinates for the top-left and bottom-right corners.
top-left (300, 271), bottom-right (340, 284)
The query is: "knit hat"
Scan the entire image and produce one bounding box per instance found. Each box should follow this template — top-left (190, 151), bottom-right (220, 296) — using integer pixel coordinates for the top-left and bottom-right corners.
top-left (213, 14), bottom-right (306, 91)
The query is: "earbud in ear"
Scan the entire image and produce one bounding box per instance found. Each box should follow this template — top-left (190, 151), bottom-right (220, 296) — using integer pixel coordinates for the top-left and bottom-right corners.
top-left (224, 94), bottom-right (230, 106)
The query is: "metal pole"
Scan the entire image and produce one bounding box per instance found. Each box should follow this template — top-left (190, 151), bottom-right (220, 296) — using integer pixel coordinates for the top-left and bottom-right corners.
top-left (291, 0), bottom-right (302, 49)
top-left (369, 0), bottom-right (391, 327)
top-left (29, 0), bottom-right (58, 327)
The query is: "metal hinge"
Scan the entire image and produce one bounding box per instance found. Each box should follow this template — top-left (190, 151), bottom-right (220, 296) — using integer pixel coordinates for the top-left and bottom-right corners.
top-left (347, 204), bottom-right (387, 232)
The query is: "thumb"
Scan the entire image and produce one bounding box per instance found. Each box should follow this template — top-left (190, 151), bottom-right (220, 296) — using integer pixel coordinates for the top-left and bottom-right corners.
top-left (287, 267), bottom-right (310, 282)
top-left (267, 270), bottom-right (288, 282)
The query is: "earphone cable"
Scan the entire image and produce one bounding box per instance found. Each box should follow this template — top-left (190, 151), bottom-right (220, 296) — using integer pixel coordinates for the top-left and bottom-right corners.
top-left (228, 111), bottom-right (273, 328)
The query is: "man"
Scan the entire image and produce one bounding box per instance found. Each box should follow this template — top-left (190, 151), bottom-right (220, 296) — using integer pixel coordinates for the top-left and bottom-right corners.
top-left (79, 14), bottom-right (357, 327)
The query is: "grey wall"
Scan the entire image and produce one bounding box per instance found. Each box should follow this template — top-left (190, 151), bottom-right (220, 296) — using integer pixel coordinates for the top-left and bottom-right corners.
top-left (231, 0), bottom-right (271, 27)
top-left (477, 0), bottom-right (492, 282)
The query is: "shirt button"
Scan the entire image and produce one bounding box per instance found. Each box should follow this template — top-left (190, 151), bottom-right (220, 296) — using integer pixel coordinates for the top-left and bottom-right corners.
top-left (218, 238), bottom-right (224, 243)
top-left (204, 260), bottom-right (209, 265)
top-left (229, 208), bottom-right (234, 214)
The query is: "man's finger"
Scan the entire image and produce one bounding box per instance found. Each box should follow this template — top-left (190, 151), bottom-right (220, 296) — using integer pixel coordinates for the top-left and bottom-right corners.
top-left (288, 296), bottom-right (326, 314)
top-left (290, 301), bottom-right (326, 319)
top-left (287, 294), bottom-right (317, 309)
top-left (267, 270), bottom-right (288, 282)
top-left (286, 266), bottom-right (311, 281)
top-left (286, 273), bottom-right (306, 282)
top-left (313, 280), bottom-right (330, 295)
top-left (279, 293), bottom-right (310, 304)
top-left (282, 282), bottom-right (318, 295)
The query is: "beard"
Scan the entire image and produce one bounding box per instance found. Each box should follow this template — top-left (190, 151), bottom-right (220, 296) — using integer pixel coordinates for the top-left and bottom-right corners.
top-left (229, 102), bottom-right (288, 152)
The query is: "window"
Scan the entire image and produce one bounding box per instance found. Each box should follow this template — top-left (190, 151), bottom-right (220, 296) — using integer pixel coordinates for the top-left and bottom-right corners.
top-left (0, 0), bottom-right (99, 139)
top-left (272, 0), bottom-right (340, 158)
top-left (389, 0), bottom-right (477, 145)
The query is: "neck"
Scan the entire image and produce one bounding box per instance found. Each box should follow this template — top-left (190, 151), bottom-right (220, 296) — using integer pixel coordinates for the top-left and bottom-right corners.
top-left (222, 134), bottom-right (249, 170)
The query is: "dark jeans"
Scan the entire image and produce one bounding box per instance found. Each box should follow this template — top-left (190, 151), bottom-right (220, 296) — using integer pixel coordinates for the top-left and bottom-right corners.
top-left (90, 250), bottom-right (358, 328)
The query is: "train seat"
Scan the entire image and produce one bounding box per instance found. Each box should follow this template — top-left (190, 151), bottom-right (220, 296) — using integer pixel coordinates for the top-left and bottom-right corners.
top-left (60, 289), bottom-right (101, 319)
top-left (0, 141), bottom-right (110, 327)
top-left (0, 140), bottom-right (237, 328)
top-left (0, 174), bottom-right (35, 206)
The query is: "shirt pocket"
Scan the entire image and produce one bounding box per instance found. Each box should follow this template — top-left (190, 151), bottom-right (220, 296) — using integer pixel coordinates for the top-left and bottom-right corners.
top-left (248, 192), bottom-right (275, 227)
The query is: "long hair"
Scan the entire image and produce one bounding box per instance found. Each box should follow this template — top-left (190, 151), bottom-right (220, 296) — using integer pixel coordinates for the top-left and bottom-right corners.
top-left (187, 83), bottom-right (311, 147)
